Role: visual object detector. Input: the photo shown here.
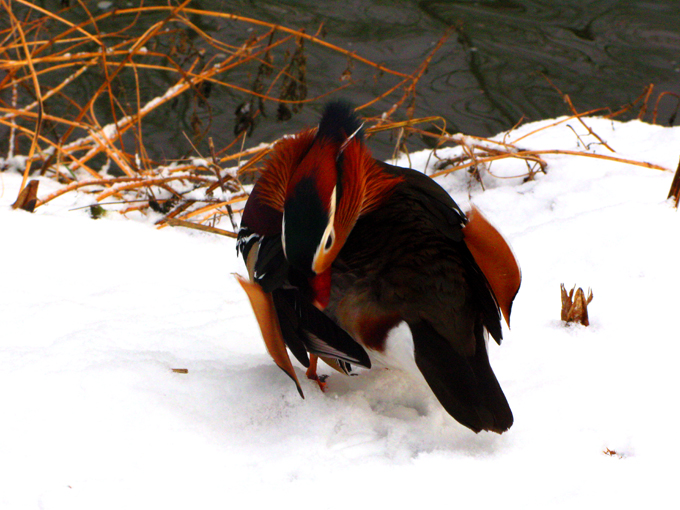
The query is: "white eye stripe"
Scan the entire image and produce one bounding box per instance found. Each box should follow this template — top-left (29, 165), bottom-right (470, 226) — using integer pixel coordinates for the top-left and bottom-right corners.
top-left (339, 123), bottom-right (364, 155)
top-left (328, 185), bottom-right (337, 222)
top-left (321, 185), bottom-right (337, 253)
top-left (312, 185), bottom-right (337, 271)
top-left (324, 228), bottom-right (334, 250)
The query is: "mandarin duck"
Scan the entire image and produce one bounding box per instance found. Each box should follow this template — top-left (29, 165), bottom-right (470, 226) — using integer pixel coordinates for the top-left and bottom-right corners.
top-left (236, 101), bottom-right (520, 433)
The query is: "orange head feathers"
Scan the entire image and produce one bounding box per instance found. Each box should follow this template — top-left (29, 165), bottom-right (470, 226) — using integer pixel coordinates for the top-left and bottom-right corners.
top-left (248, 101), bottom-right (401, 279)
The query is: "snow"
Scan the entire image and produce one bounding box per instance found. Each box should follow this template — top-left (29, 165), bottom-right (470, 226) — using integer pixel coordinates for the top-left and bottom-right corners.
top-left (1, 117), bottom-right (678, 509)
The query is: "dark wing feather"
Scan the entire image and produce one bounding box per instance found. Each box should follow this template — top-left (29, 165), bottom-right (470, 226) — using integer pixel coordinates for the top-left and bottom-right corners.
top-left (379, 163), bottom-right (504, 343)
top-left (274, 288), bottom-right (371, 369)
top-left (252, 235), bottom-right (288, 293)
top-left (386, 169), bottom-right (512, 431)
top-left (239, 224), bottom-right (371, 371)
top-left (410, 320), bottom-right (513, 433)
top-left (332, 164), bottom-right (513, 433)
top-left (378, 162), bottom-right (466, 238)
top-left (271, 288), bottom-right (311, 368)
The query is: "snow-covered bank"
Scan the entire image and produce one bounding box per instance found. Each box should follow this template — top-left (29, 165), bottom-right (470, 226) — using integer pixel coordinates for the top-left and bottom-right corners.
top-left (1, 117), bottom-right (678, 509)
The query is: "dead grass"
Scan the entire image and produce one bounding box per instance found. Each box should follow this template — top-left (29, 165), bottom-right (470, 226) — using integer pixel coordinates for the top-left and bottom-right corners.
top-left (561, 284), bottom-right (593, 327)
top-left (1, 1), bottom-right (677, 228)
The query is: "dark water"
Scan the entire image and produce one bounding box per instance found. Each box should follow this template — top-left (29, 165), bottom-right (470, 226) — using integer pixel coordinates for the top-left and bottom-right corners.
top-left (4, 0), bottom-right (680, 163)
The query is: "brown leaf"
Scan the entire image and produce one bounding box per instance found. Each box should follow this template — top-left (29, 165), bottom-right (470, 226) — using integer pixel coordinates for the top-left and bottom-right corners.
top-left (667, 157), bottom-right (680, 208)
top-left (603, 448), bottom-right (623, 458)
top-left (560, 283), bottom-right (573, 322)
top-left (12, 180), bottom-right (40, 212)
top-left (561, 284), bottom-right (593, 326)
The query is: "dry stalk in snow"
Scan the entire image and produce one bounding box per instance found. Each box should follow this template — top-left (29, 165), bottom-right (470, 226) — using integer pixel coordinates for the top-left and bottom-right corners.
top-left (561, 284), bottom-right (594, 327)
top-left (667, 158), bottom-right (680, 208)
top-left (0, 1), bottom-right (451, 232)
top-left (0, 1), bottom-right (676, 236)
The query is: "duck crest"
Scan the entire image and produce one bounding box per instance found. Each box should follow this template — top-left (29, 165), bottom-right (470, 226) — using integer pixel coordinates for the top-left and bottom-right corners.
top-left (317, 101), bottom-right (364, 145)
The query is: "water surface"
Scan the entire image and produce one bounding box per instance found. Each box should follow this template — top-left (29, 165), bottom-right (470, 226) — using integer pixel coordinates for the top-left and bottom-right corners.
top-left (3, 1), bottom-right (679, 162)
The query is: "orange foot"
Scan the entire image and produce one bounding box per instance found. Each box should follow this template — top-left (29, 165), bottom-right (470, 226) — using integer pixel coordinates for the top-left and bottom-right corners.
top-left (305, 354), bottom-right (329, 392)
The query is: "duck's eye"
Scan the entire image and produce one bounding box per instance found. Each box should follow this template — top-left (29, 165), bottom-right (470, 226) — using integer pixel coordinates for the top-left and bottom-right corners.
top-left (325, 229), bottom-right (334, 250)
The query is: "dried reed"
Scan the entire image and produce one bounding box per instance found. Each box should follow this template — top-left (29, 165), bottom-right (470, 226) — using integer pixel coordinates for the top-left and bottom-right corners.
top-left (1, 1), bottom-right (676, 236)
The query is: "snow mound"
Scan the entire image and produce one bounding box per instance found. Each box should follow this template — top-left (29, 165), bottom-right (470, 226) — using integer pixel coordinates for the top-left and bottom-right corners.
top-left (1, 117), bottom-right (678, 509)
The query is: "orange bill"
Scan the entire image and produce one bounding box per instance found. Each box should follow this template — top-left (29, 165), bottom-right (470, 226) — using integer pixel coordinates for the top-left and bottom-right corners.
top-left (235, 274), bottom-right (304, 398)
top-left (463, 205), bottom-right (521, 327)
